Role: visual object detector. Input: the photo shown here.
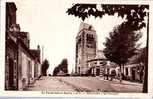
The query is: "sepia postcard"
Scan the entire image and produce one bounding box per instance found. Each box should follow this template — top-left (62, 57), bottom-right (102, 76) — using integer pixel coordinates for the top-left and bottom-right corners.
top-left (0, 0), bottom-right (153, 98)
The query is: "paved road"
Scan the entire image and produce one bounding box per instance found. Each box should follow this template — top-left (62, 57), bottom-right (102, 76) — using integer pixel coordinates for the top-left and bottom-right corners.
top-left (26, 76), bottom-right (142, 92)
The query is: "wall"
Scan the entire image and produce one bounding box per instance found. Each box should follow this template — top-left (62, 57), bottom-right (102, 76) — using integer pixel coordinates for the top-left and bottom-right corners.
top-left (5, 42), bottom-right (18, 90)
top-left (18, 51), bottom-right (27, 90)
top-left (18, 47), bottom-right (32, 90)
top-left (31, 60), bottom-right (35, 82)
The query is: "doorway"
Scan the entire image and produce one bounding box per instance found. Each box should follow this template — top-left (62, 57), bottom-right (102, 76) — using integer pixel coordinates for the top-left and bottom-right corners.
top-left (96, 68), bottom-right (100, 76)
top-left (132, 68), bottom-right (136, 81)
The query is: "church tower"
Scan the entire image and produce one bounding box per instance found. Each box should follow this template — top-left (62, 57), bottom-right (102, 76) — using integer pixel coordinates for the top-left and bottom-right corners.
top-left (76, 22), bottom-right (97, 75)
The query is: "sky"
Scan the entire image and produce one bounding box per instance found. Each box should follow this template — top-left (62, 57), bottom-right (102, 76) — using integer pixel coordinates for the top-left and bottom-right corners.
top-left (10, 0), bottom-right (147, 74)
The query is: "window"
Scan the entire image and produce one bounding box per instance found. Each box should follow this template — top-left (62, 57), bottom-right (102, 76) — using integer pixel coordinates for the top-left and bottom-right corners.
top-left (78, 67), bottom-right (80, 73)
top-left (78, 38), bottom-right (81, 44)
top-left (86, 34), bottom-right (94, 42)
top-left (100, 62), bottom-right (103, 64)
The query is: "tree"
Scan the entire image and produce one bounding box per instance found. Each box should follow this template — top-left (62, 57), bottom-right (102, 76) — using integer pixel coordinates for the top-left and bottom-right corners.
top-left (53, 66), bottom-right (60, 76)
top-left (66, 4), bottom-right (149, 92)
top-left (103, 22), bottom-right (142, 82)
top-left (60, 58), bottom-right (68, 74)
top-left (41, 59), bottom-right (49, 76)
top-left (53, 58), bottom-right (68, 76)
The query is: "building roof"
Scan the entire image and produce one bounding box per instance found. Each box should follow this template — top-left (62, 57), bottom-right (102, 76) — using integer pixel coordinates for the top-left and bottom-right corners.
top-left (7, 31), bottom-right (41, 62)
top-left (87, 58), bottom-right (108, 62)
top-left (77, 22), bottom-right (96, 37)
top-left (30, 49), bottom-right (40, 60)
top-left (87, 50), bottom-right (107, 62)
top-left (95, 50), bottom-right (106, 59)
top-left (8, 31), bottom-right (30, 48)
top-left (19, 32), bottom-right (30, 39)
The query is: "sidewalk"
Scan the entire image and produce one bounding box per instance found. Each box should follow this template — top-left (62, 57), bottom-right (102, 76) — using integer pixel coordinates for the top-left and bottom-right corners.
top-left (25, 76), bottom-right (77, 91)
top-left (118, 79), bottom-right (142, 86)
top-left (97, 76), bottom-right (143, 92)
top-left (97, 76), bottom-right (142, 85)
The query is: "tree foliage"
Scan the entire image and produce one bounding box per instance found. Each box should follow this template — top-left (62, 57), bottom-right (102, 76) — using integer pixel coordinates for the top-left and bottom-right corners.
top-left (53, 66), bottom-right (60, 76)
top-left (67, 4), bottom-right (148, 31)
top-left (60, 58), bottom-right (68, 73)
top-left (53, 58), bottom-right (68, 76)
top-left (103, 23), bottom-right (142, 66)
top-left (133, 47), bottom-right (147, 66)
top-left (41, 59), bottom-right (49, 76)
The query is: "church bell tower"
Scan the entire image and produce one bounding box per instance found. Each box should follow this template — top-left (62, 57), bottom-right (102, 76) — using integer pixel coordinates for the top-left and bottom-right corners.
top-left (76, 22), bottom-right (97, 75)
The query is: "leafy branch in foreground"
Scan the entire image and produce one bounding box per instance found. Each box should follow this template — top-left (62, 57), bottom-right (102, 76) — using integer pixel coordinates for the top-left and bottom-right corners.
top-left (67, 4), bottom-right (148, 31)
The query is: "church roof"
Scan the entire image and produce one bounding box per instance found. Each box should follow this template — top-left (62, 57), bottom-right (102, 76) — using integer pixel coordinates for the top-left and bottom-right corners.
top-left (87, 50), bottom-right (107, 62)
top-left (95, 50), bottom-right (106, 59)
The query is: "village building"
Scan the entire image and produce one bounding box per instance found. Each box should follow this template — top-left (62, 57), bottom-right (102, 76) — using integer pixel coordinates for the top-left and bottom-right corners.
top-left (87, 50), bottom-right (107, 76)
top-left (30, 47), bottom-right (41, 78)
top-left (104, 48), bottom-right (145, 82)
top-left (87, 50), bottom-right (117, 77)
top-left (5, 2), bottom-right (41, 90)
top-left (121, 48), bottom-right (145, 82)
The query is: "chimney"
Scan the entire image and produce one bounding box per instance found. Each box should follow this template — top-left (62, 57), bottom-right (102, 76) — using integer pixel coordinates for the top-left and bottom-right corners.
top-left (6, 2), bottom-right (17, 30)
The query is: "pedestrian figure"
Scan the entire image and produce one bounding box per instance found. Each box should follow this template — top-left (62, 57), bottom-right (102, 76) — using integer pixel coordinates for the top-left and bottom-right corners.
top-left (38, 75), bottom-right (42, 80)
top-left (103, 74), bottom-right (109, 80)
top-left (110, 70), bottom-right (116, 81)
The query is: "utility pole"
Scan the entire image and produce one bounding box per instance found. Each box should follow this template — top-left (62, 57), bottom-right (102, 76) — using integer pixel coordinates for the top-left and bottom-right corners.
top-left (143, 12), bottom-right (149, 93)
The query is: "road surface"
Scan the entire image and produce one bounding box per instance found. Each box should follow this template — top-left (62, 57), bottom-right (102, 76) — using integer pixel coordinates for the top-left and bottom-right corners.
top-left (25, 76), bottom-right (142, 92)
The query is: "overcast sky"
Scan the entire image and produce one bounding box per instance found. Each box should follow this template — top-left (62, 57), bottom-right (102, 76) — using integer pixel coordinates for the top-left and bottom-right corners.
top-left (10, 0), bottom-right (147, 74)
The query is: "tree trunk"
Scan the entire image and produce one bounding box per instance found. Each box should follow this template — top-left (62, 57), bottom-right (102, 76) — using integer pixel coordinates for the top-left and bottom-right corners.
top-left (119, 64), bottom-right (122, 83)
top-left (122, 64), bottom-right (125, 79)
